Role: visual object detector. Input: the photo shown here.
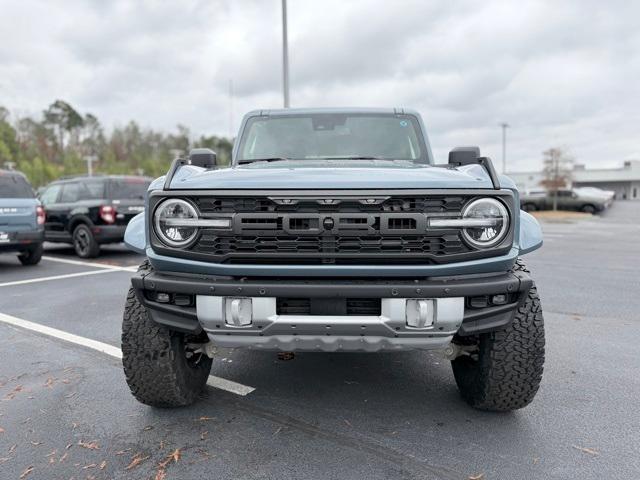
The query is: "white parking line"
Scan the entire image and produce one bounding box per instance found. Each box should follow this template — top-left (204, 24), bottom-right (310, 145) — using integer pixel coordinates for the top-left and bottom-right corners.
top-left (0, 312), bottom-right (255, 397)
top-left (0, 269), bottom-right (118, 287)
top-left (42, 255), bottom-right (138, 272)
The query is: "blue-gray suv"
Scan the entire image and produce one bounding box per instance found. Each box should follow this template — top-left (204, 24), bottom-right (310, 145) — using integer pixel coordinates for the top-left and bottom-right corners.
top-left (121, 108), bottom-right (545, 411)
top-left (0, 170), bottom-right (44, 266)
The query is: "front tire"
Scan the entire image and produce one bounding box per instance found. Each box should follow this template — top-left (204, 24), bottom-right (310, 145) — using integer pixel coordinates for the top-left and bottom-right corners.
top-left (121, 286), bottom-right (212, 407)
top-left (72, 224), bottom-right (100, 258)
top-left (18, 243), bottom-right (43, 266)
top-left (581, 204), bottom-right (596, 214)
top-left (451, 260), bottom-right (545, 411)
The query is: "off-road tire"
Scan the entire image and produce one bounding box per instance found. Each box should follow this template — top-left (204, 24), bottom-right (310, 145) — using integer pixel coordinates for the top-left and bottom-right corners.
top-left (72, 224), bottom-right (100, 258)
top-left (451, 259), bottom-right (545, 411)
top-left (18, 242), bottom-right (43, 266)
top-left (121, 262), bottom-right (212, 407)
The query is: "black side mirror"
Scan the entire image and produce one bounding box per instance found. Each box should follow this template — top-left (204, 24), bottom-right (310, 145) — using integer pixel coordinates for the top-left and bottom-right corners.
top-left (189, 148), bottom-right (217, 169)
top-left (448, 146), bottom-right (480, 166)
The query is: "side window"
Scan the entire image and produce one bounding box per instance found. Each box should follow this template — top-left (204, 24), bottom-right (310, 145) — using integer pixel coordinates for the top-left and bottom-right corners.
top-left (77, 181), bottom-right (105, 201)
top-left (60, 183), bottom-right (80, 203)
top-left (40, 184), bottom-right (62, 206)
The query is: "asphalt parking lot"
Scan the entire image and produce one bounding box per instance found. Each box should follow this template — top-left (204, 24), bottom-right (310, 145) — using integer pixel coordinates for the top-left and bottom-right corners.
top-left (0, 203), bottom-right (639, 480)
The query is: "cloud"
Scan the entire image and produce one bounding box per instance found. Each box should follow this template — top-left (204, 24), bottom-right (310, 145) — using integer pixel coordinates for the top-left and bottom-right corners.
top-left (0, 0), bottom-right (638, 169)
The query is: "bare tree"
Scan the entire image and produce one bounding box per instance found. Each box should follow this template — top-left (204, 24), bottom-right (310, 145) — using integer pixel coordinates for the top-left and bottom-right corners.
top-left (540, 147), bottom-right (573, 211)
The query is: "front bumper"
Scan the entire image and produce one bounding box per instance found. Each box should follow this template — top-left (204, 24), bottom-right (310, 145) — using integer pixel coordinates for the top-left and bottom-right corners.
top-left (131, 268), bottom-right (532, 352)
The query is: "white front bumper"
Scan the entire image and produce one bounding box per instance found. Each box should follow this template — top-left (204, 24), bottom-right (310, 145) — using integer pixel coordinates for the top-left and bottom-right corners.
top-left (196, 296), bottom-right (465, 352)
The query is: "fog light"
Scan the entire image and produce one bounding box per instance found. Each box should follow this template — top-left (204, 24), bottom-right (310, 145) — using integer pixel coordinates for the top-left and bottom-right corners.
top-left (156, 292), bottom-right (170, 303)
top-left (174, 294), bottom-right (193, 307)
top-left (491, 294), bottom-right (508, 305)
top-left (469, 296), bottom-right (489, 308)
top-left (406, 299), bottom-right (434, 328)
top-left (225, 297), bottom-right (252, 327)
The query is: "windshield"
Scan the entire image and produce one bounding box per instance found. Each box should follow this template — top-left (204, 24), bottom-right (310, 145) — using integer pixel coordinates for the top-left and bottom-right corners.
top-left (236, 113), bottom-right (429, 164)
top-left (109, 178), bottom-right (150, 200)
top-left (0, 174), bottom-right (34, 199)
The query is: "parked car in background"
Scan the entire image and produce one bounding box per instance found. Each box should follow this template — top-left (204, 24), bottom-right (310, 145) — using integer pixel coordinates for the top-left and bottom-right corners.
top-left (39, 175), bottom-right (151, 258)
top-left (520, 188), bottom-right (612, 213)
top-left (0, 170), bottom-right (45, 265)
top-left (574, 186), bottom-right (616, 202)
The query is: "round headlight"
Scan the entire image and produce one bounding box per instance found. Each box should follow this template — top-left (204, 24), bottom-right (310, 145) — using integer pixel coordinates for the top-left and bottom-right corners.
top-left (461, 198), bottom-right (509, 248)
top-left (154, 199), bottom-right (199, 247)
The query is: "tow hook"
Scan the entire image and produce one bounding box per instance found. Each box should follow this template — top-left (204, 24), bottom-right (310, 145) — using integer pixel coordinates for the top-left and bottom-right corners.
top-left (439, 343), bottom-right (477, 360)
top-left (187, 341), bottom-right (218, 358)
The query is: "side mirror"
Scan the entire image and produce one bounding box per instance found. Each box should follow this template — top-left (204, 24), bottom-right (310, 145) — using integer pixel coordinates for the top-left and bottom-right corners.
top-left (189, 148), bottom-right (217, 169)
top-left (448, 146), bottom-right (481, 166)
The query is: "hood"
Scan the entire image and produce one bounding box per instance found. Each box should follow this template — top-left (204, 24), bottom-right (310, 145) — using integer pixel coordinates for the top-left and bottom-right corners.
top-left (165, 160), bottom-right (514, 190)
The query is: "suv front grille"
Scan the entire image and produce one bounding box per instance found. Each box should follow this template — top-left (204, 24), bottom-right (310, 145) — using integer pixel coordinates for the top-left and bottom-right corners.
top-left (150, 192), bottom-right (514, 265)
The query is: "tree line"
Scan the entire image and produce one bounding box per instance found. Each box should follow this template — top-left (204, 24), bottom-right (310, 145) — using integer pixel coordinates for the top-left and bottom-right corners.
top-left (0, 100), bottom-right (233, 186)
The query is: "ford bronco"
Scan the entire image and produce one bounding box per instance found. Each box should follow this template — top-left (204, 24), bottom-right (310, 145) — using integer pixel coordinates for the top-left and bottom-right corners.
top-left (121, 108), bottom-right (545, 411)
top-left (0, 170), bottom-right (45, 265)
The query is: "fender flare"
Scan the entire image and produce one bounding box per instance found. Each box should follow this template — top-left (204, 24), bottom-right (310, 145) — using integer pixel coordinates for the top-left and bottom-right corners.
top-left (124, 212), bottom-right (146, 254)
top-left (518, 210), bottom-right (543, 255)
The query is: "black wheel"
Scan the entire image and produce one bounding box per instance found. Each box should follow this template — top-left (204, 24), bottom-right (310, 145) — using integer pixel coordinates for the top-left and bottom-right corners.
top-left (72, 224), bottom-right (100, 258)
top-left (521, 203), bottom-right (537, 212)
top-left (18, 243), bottom-right (43, 266)
top-left (451, 260), bottom-right (545, 411)
top-left (581, 204), bottom-right (596, 214)
top-left (121, 263), bottom-right (212, 407)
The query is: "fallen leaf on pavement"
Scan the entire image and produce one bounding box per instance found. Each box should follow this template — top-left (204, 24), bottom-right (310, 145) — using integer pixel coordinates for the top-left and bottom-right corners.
top-left (126, 453), bottom-right (150, 470)
top-left (155, 468), bottom-right (167, 480)
top-left (115, 449), bottom-right (131, 456)
top-left (158, 448), bottom-right (182, 469)
top-left (19, 466), bottom-right (34, 479)
top-left (29, 441), bottom-right (42, 446)
top-left (195, 416), bottom-right (215, 421)
top-left (0, 427), bottom-right (4, 433)
top-left (469, 474), bottom-right (484, 480)
top-left (99, 460), bottom-right (107, 470)
top-left (78, 440), bottom-right (99, 450)
top-left (573, 445), bottom-right (599, 456)
top-left (82, 463), bottom-right (97, 469)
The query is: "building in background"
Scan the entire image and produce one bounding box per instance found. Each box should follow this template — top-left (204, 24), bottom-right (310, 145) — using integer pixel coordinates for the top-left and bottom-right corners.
top-left (509, 160), bottom-right (640, 200)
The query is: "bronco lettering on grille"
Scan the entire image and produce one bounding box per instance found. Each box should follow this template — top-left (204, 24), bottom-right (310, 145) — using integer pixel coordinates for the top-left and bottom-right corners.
top-left (233, 213), bottom-right (428, 235)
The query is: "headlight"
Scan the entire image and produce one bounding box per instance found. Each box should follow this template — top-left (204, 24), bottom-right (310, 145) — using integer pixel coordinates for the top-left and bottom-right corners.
top-left (461, 198), bottom-right (509, 248)
top-left (154, 199), bottom-right (199, 247)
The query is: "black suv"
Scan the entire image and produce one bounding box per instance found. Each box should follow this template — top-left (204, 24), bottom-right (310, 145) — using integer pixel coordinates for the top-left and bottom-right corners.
top-left (39, 175), bottom-right (150, 258)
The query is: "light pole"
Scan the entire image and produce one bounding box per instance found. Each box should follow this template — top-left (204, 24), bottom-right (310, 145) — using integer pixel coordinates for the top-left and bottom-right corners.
top-left (500, 122), bottom-right (509, 174)
top-left (86, 154), bottom-right (97, 177)
top-left (281, 0), bottom-right (290, 108)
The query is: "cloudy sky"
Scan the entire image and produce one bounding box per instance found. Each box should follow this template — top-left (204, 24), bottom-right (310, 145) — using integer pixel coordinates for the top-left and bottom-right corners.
top-left (1, 0), bottom-right (639, 171)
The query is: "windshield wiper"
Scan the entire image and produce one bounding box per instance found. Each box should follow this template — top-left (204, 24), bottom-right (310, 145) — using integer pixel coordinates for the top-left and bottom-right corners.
top-left (237, 157), bottom-right (292, 164)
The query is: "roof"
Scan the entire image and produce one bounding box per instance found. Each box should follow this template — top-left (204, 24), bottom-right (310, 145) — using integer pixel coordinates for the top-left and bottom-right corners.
top-left (245, 107), bottom-right (420, 117)
top-left (54, 174), bottom-right (152, 183)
